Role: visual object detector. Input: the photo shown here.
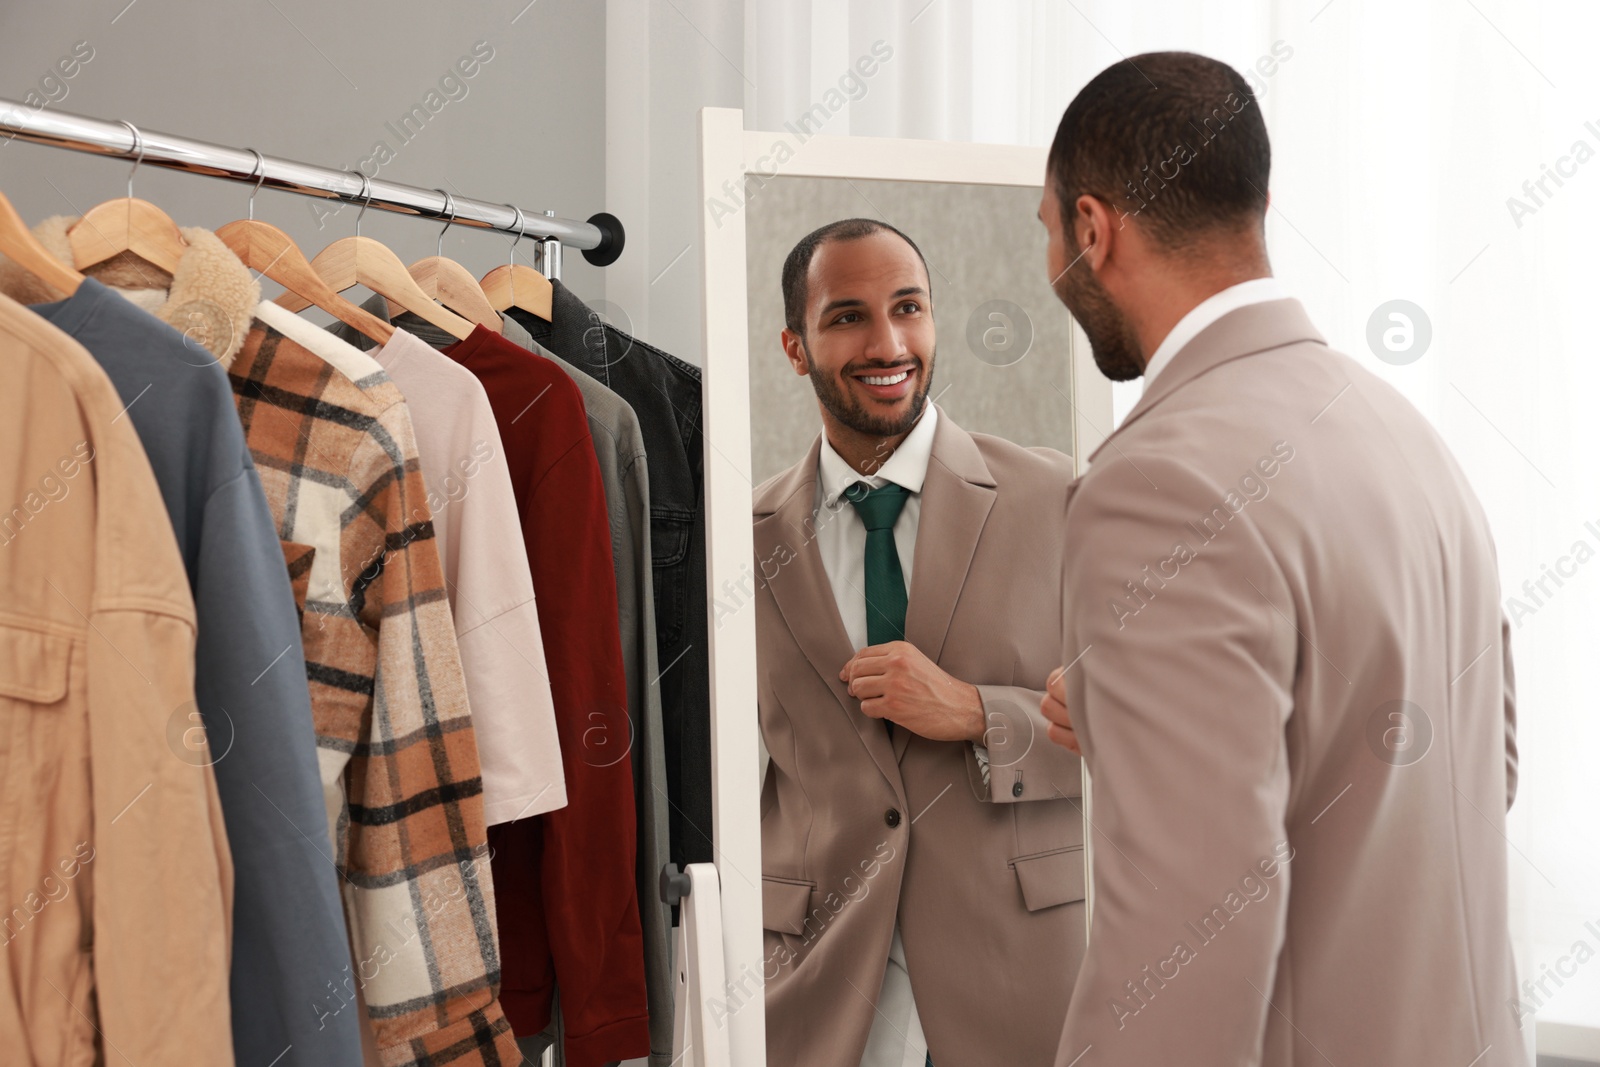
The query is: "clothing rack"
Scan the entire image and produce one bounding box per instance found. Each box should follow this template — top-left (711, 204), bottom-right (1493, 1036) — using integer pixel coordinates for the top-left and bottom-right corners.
top-left (0, 98), bottom-right (624, 280)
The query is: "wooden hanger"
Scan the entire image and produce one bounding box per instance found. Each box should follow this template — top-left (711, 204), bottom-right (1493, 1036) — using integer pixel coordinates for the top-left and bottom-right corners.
top-left (406, 188), bottom-right (500, 333)
top-left (215, 152), bottom-right (392, 345)
top-left (0, 188), bottom-right (84, 298)
top-left (410, 255), bottom-right (501, 332)
top-left (276, 175), bottom-right (474, 341)
top-left (479, 203), bottom-right (553, 321)
top-left (68, 121), bottom-right (188, 275)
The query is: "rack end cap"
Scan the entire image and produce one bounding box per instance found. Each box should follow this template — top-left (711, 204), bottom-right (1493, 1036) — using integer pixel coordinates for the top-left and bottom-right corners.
top-left (583, 211), bottom-right (625, 266)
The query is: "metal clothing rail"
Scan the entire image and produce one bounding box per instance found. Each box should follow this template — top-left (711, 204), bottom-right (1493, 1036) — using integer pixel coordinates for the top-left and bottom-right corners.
top-left (0, 98), bottom-right (625, 269)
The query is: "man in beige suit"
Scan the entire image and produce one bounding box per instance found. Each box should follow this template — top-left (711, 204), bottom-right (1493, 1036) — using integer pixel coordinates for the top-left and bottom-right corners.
top-left (1035, 52), bottom-right (1524, 1064)
top-left (754, 218), bottom-right (1087, 1067)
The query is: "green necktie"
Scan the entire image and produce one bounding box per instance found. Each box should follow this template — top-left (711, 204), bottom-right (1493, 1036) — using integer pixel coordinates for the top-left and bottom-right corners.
top-left (846, 481), bottom-right (911, 646)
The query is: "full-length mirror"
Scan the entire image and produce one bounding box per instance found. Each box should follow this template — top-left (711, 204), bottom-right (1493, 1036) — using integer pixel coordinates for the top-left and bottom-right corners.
top-left (697, 108), bottom-right (1114, 1067)
top-left (749, 174), bottom-right (1085, 1067)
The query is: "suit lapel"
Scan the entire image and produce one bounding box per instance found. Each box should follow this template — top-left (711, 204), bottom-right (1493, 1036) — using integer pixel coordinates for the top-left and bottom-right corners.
top-left (755, 438), bottom-right (905, 803)
top-left (897, 409), bottom-right (997, 760)
top-left (903, 407), bottom-right (998, 662)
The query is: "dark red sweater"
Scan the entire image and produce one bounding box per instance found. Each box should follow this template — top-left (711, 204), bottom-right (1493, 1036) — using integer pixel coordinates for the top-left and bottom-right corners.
top-left (443, 325), bottom-right (648, 1067)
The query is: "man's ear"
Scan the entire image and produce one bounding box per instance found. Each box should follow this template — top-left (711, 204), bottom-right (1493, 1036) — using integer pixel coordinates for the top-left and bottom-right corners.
top-left (1072, 193), bottom-right (1118, 273)
top-left (780, 328), bottom-right (810, 377)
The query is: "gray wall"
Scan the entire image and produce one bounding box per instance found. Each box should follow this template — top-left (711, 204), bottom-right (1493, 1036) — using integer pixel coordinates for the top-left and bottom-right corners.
top-left (0, 1), bottom-right (608, 303)
top-left (743, 174), bottom-right (1075, 485)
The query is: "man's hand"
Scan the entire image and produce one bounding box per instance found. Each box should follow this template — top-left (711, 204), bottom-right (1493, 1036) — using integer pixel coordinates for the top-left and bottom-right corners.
top-left (1040, 665), bottom-right (1080, 755)
top-left (840, 641), bottom-right (985, 743)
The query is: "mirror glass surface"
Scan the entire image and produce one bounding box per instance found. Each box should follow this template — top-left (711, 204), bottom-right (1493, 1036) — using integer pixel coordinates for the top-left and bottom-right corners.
top-left (742, 172), bottom-right (1087, 1066)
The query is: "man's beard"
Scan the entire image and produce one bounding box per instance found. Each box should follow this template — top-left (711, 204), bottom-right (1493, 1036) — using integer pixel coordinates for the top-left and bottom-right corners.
top-left (804, 344), bottom-right (933, 438)
top-left (1052, 230), bottom-right (1145, 382)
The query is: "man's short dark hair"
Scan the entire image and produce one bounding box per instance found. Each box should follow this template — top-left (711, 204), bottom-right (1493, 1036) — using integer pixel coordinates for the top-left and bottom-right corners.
top-left (1047, 51), bottom-right (1270, 252)
top-left (781, 218), bottom-right (931, 336)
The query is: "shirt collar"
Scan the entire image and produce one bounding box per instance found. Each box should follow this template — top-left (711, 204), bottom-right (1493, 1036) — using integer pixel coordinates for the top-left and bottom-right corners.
top-left (252, 298), bottom-right (385, 380)
top-left (1141, 277), bottom-right (1288, 391)
top-left (818, 402), bottom-right (940, 509)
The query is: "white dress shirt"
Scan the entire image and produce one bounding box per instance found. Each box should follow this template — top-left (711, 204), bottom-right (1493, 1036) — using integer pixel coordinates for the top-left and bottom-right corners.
top-left (814, 403), bottom-right (937, 649)
top-left (814, 402), bottom-right (937, 1067)
top-left (1140, 276), bottom-right (1288, 390)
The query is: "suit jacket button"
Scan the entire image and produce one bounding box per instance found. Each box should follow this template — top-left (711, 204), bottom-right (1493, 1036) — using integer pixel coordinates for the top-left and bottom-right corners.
top-left (885, 808), bottom-right (901, 827)
top-left (1012, 781), bottom-right (1024, 797)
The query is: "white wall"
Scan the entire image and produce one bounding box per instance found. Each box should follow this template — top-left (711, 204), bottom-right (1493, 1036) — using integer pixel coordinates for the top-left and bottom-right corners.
top-left (605, 0), bottom-right (745, 367)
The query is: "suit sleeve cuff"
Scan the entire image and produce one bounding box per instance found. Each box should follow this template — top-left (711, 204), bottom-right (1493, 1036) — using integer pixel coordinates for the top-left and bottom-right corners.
top-left (970, 684), bottom-right (1082, 803)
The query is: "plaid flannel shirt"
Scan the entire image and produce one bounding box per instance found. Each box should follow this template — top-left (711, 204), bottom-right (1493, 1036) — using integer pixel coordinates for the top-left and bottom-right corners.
top-left (229, 320), bottom-right (518, 1066)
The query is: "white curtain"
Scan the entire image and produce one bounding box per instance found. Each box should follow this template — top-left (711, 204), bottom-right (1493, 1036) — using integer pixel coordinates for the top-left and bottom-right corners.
top-left (745, 0), bottom-right (1600, 1056)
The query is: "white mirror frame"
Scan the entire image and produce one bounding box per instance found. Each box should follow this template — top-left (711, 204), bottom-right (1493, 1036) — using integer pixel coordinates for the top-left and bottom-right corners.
top-left (694, 104), bottom-right (1113, 1066)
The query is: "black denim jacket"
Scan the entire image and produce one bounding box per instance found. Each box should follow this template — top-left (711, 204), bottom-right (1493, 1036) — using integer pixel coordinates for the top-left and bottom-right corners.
top-left (510, 284), bottom-right (714, 872)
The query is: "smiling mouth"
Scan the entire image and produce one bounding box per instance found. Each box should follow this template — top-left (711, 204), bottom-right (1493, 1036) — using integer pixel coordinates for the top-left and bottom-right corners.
top-left (850, 362), bottom-right (918, 386)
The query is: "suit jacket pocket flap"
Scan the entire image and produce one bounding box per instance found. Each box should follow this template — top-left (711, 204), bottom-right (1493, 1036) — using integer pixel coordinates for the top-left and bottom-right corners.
top-left (1013, 846), bottom-right (1086, 912)
top-left (0, 620), bottom-right (71, 704)
top-left (762, 876), bottom-right (814, 936)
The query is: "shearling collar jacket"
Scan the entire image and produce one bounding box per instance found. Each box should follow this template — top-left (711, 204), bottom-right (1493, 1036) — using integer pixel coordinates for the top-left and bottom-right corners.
top-left (0, 214), bottom-right (259, 365)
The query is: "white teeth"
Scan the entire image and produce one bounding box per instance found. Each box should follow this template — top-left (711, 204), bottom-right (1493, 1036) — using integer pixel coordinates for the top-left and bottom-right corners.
top-left (859, 370), bottom-right (910, 386)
